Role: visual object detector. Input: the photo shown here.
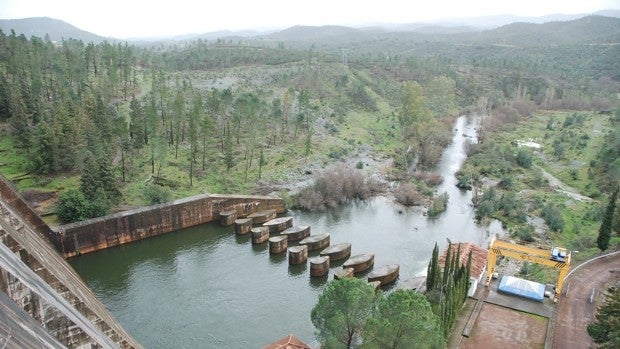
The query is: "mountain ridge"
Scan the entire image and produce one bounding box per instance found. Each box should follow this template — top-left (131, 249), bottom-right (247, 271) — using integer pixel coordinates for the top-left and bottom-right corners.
top-left (1, 11), bottom-right (619, 44)
top-left (0, 17), bottom-right (110, 43)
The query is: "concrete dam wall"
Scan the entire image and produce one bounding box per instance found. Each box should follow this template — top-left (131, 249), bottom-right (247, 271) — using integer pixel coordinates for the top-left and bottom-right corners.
top-left (0, 175), bottom-right (142, 348)
top-left (0, 173), bottom-right (284, 347)
top-left (56, 194), bottom-right (285, 258)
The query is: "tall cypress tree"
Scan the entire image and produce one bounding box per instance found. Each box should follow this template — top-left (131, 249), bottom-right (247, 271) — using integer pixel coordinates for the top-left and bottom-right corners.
top-left (427, 242), bottom-right (441, 291)
top-left (597, 188), bottom-right (618, 252)
top-left (442, 242), bottom-right (452, 289)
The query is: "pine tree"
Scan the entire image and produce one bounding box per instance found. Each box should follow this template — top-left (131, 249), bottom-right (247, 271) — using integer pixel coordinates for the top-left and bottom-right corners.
top-left (129, 97), bottom-right (145, 149)
top-left (258, 147), bottom-right (266, 180)
top-left (597, 188), bottom-right (618, 252)
top-left (224, 121), bottom-right (234, 172)
top-left (80, 151), bottom-right (101, 201)
top-left (188, 92), bottom-right (202, 187)
top-left (30, 120), bottom-right (59, 174)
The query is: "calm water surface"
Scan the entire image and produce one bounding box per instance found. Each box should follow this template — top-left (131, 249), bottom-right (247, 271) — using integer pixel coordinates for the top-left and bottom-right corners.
top-left (70, 115), bottom-right (503, 348)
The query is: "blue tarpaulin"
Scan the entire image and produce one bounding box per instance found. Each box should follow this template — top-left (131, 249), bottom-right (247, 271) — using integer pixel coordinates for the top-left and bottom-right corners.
top-left (498, 275), bottom-right (545, 302)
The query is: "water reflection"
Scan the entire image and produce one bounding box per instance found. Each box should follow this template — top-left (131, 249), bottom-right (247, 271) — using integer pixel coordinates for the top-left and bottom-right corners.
top-left (251, 242), bottom-right (268, 254)
top-left (308, 275), bottom-right (329, 289)
top-left (288, 263), bottom-right (307, 277)
top-left (268, 252), bottom-right (286, 265)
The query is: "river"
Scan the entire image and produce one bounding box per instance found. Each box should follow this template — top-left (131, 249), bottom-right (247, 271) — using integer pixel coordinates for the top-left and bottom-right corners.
top-left (69, 115), bottom-right (503, 348)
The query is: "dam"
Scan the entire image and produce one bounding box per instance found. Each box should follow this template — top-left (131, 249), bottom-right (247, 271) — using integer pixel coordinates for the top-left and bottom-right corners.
top-left (0, 173), bottom-right (285, 347)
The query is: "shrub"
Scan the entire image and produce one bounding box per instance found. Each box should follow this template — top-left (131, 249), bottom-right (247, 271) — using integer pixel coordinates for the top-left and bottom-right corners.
top-left (499, 175), bottom-right (514, 190)
top-left (571, 233), bottom-right (595, 251)
top-left (143, 183), bottom-right (172, 205)
top-left (531, 169), bottom-right (546, 188)
top-left (425, 173), bottom-right (444, 186)
top-left (394, 183), bottom-right (424, 206)
top-left (519, 262), bottom-right (531, 276)
top-left (356, 160), bottom-right (364, 169)
top-left (428, 192), bottom-right (449, 217)
top-left (475, 187), bottom-right (498, 220)
top-left (414, 171), bottom-right (444, 186)
top-left (295, 165), bottom-right (382, 210)
top-left (56, 189), bottom-right (90, 224)
top-left (455, 171), bottom-right (472, 190)
top-left (516, 149), bottom-right (533, 168)
top-left (513, 224), bottom-right (536, 242)
top-left (542, 203), bottom-right (565, 232)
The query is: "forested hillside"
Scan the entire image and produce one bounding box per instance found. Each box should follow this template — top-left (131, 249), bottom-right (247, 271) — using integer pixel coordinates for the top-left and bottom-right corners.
top-left (0, 15), bottom-right (618, 234)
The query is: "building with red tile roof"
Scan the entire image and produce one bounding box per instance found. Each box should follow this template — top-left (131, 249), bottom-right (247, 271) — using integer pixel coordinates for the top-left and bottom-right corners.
top-left (263, 334), bottom-right (311, 349)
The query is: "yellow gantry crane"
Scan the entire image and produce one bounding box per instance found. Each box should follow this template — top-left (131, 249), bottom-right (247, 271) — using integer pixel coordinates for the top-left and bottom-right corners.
top-left (486, 237), bottom-right (571, 302)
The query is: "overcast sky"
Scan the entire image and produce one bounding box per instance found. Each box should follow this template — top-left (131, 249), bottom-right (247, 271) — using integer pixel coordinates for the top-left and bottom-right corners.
top-left (1, 0), bottom-right (618, 38)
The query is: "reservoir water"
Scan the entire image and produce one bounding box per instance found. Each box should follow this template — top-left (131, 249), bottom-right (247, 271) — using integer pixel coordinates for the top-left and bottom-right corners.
top-left (69, 115), bottom-right (503, 348)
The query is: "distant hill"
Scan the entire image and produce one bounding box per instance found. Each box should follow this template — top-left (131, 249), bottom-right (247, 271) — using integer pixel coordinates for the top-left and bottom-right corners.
top-left (2, 11), bottom-right (619, 46)
top-left (258, 15), bottom-right (620, 48)
top-left (0, 17), bottom-right (110, 43)
top-left (267, 25), bottom-right (367, 42)
top-left (594, 9), bottom-right (620, 18)
top-left (472, 15), bottom-right (620, 45)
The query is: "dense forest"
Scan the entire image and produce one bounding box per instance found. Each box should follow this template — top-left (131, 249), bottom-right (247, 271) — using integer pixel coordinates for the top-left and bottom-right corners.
top-left (0, 16), bottom-right (618, 257)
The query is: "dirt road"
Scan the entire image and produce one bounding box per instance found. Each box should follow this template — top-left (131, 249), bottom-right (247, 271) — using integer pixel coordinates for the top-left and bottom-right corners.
top-left (553, 253), bottom-right (620, 349)
top-left (536, 165), bottom-right (593, 202)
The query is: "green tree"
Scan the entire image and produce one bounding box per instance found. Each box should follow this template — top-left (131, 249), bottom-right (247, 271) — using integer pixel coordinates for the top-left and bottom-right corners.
top-left (87, 187), bottom-right (111, 218)
top-left (129, 97), bottom-right (145, 149)
top-left (516, 149), bottom-right (533, 168)
top-left (79, 151), bottom-right (101, 201)
top-left (258, 146), bottom-right (266, 180)
top-left (56, 189), bottom-right (90, 223)
top-left (587, 286), bottom-right (620, 348)
top-left (224, 121), bottom-right (234, 172)
top-left (29, 120), bottom-right (59, 174)
top-left (188, 92), bottom-right (202, 186)
top-left (542, 203), bottom-right (565, 232)
top-left (426, 242), bottom-right (472, 336)
top-left (311, 278), bottom-right (378, 349)
top-left (426, 242), bottom-right (441, 291)
top-left (597, 188), bottom-right (618, 251)
top-left (363, 290), bottom-right (445, 349)
top-left (200, 106), bottom-right (214, 171)
top-left (269, 98), bottom-right (282, 146)
top-left (172, 88), bottom-right (186, 158)
top-left (398, 81), bottom-right (428, 140)
top-left (79, 150), bottom-right (120, 214)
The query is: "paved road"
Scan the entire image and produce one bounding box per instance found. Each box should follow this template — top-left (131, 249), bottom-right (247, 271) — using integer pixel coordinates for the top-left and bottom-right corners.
top-left (553, 253), bottom-right (620, 349)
